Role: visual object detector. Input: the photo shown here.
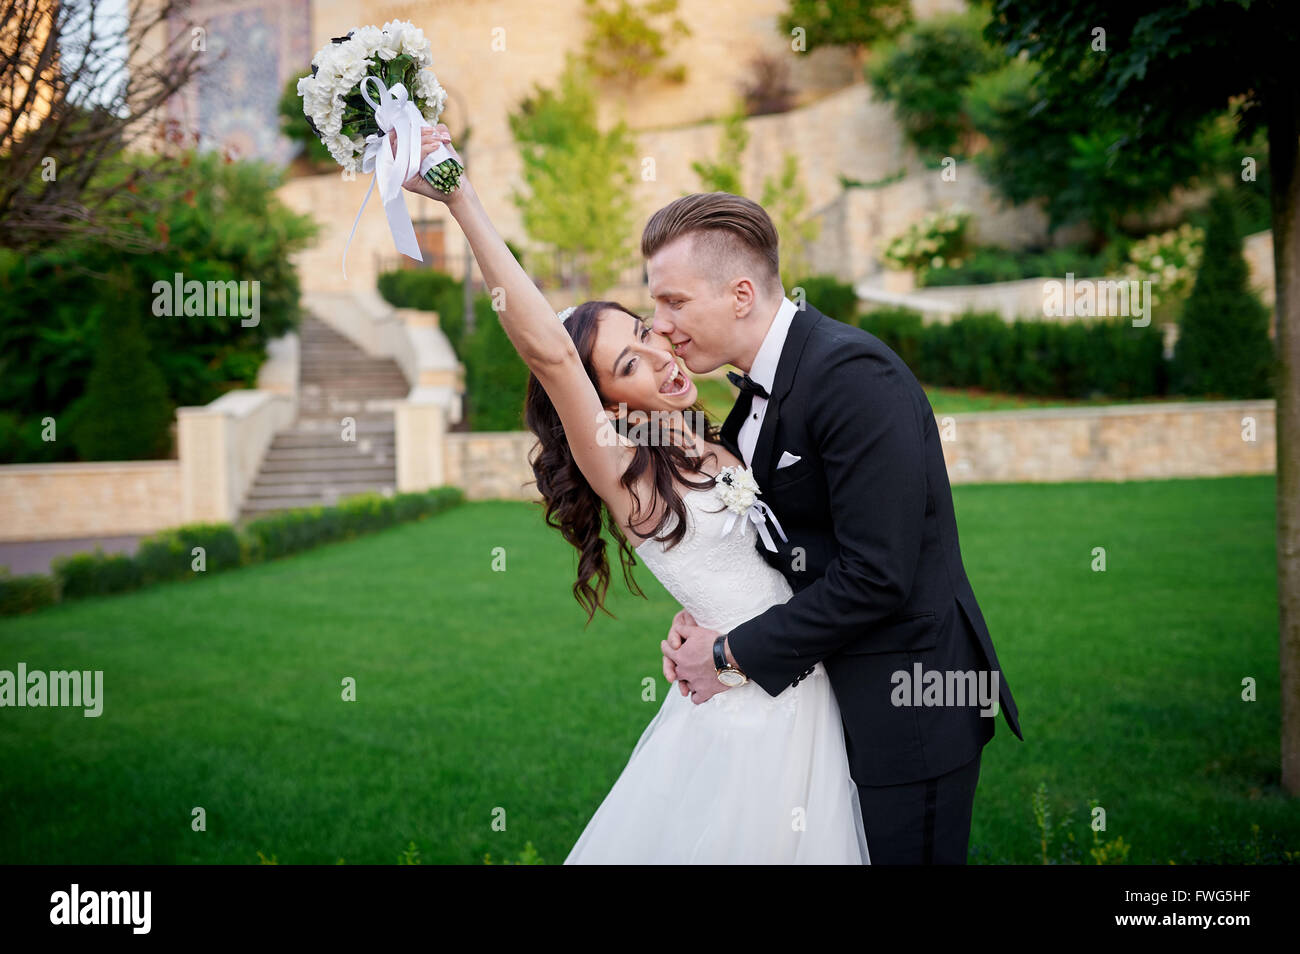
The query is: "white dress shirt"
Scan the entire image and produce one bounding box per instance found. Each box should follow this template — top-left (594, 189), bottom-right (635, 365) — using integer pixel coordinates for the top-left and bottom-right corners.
top-left (736, 296), bottom-right (798, 468)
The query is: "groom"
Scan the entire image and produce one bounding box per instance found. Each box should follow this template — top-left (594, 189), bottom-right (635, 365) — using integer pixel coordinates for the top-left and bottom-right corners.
top-left (651, 193), bottom-right (1022, 865)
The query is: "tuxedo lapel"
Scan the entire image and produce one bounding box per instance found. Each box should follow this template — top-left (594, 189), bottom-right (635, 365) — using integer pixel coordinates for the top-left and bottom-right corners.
top-left (750, 303), bottom-right (820, 486)
top-left (718, 388), bottom-right (751, 461)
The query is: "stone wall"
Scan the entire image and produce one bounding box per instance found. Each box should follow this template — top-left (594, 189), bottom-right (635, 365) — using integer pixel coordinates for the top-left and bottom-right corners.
top-left (432, 400), bottom-right (1276, 502)
top-left (940, 400), bottom-right (1274, 483)
top-left (0, 461), bottom-right (183, 542)
top-left (443, 431), bottom-right (541, 501)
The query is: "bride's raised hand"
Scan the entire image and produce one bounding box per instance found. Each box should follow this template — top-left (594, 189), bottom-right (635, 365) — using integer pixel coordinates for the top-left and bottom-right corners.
top-left (399, 123), bottom-right (464, 202)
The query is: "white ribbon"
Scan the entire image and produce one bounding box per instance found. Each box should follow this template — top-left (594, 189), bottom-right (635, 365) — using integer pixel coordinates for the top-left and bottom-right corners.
top-left (721, 499), bottom-right (789, 553)
top-left (341, 75), bottom-right (455, 280)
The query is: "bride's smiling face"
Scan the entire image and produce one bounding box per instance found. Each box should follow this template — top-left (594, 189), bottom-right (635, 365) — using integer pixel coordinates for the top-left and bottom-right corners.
top-left (591, 308), bottom-right (697, 415)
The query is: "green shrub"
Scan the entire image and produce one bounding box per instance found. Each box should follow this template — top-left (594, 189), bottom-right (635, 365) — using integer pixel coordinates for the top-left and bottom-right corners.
top-left (52, 548), bottom-right (144, 601)
top-left (791, 275), bottom-right (858, 323)
top-left (135, 523), bottom-right (243, 583)
top-left (0, 571), bottom-right (57, 614)
top-left (920, 243), bottom-right (1110, 287)
top-left (857, 306), bottom-right (1168, 399)
top-left (857, 306), bottom-right (926, 370)
top-left (241, 486), bottom-right (465, 561)
top-left (463, 294), bottom-right (530, 432)
top-left (1173, 191), bottom-right (1276, 398)
top-left (69, 306), bottom-right (174, 461)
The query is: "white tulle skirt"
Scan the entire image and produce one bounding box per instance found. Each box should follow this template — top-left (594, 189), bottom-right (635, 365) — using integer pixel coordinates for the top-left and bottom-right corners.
top-left (565, 662), bottom-right (870, 864)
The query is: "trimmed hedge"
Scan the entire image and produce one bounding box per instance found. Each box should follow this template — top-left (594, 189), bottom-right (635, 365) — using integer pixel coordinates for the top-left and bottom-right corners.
top-left (0, 570), bottom-right (58, 615)
top-left (2, 486), bottom-right (464, 616)
top-left (243, 486), bottom-right (463, 561)
top-left (858, 307), bottom-right (1169, 399)
top-left (792, 275), bottom-right (859, 323)
top-left (919, 243), bottom-right (1112, 287)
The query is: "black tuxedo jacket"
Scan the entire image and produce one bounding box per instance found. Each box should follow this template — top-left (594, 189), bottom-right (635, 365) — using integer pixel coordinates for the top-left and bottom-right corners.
top-left (720, 303), bottom-right (1022, 787)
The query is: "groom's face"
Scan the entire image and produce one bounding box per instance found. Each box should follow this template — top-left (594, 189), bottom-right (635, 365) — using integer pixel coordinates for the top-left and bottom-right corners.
top-left (646, 234), bottom-right (739, 374)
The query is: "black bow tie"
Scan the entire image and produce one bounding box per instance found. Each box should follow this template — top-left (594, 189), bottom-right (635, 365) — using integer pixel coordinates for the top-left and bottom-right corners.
top-left (727, 370), bottom-right (770, 400)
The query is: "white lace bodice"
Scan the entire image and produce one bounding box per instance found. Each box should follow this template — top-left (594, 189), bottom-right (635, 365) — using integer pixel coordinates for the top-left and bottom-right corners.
top-left (634, 484), bottom-right (794, 634)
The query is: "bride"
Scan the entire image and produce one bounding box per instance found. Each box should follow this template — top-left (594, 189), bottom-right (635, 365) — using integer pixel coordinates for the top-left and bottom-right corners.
top-left (403, 124), bottom-right (869, 864)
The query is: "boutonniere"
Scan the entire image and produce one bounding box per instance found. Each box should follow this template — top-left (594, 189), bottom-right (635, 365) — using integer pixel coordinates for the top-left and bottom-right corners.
top-left (712, 466), bottom-right (789, 553)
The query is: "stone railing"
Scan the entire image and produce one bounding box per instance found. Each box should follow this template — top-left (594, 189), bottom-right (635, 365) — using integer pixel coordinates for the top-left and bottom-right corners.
top-left (176, 389), bottom-right (297, 524)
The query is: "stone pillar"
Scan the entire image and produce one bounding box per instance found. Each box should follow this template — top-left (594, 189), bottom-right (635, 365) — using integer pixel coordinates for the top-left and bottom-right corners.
top-left (395, 391), bottom-right (448, 492)
top-left (176, 406), bottom-right (233, 523)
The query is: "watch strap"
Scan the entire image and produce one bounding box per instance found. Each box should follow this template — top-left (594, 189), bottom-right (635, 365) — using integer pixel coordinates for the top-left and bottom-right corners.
top-left (712, 635), bottom-right (729, 672)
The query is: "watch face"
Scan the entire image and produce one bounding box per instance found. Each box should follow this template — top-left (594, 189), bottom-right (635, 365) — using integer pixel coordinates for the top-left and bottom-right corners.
top-left (718, 670), bottom-right (746, 687)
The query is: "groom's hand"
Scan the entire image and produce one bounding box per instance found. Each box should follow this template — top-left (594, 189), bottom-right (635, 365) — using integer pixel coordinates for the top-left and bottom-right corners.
top-left (662, 614), bottom-right (729, 705)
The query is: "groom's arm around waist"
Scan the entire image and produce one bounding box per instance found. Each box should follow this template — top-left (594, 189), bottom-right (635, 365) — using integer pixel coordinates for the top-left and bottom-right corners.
top-left (727, 341), bottom-right (929, 697)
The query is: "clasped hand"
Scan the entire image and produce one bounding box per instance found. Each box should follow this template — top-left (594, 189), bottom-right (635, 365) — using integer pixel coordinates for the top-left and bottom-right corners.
top-left (661, 608), bottom-right (729, 705)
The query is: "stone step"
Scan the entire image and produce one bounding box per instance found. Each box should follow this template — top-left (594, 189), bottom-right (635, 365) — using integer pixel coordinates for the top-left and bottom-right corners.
top-left (270, 431), bottom-right (394, 448)
top-left (295, 399), bottom-right (404, 413)
top-left (236, 315), bottom-right (414, 524)
top-left (260, 447), bottom-right (393, 464)
top-left (291, 417), bottom-right (396, 432)
top-left (252, 466), bottom-right (396, 484)
top-left (245, 479), bottom-right (395, 500)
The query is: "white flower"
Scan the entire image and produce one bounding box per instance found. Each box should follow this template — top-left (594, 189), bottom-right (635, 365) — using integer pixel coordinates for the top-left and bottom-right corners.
top-left (714, 465), bottom-right (761, 515)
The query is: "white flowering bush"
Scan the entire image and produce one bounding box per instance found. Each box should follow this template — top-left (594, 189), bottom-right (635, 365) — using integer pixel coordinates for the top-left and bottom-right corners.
top-left (1122, 223), bottom-right (1205, 313)
top-left (296, 20), bottom-right (459, 190)
top-left (882, 209), bottom-right (972, 280)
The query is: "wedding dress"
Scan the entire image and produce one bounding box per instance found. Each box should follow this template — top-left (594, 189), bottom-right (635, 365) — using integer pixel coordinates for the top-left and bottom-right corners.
top-left (564, 482), bottom-right (870, 864)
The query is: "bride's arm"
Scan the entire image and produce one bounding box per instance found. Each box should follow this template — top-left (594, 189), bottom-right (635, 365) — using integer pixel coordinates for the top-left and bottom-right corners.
top-left (405, 127), bottom-right (633, 504)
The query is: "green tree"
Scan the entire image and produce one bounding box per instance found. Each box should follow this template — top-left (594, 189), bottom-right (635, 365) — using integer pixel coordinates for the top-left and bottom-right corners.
top-left (989, 0), bottom-right (1300, 794)
top-left (777, 0), bottom-right (911, 59)
top-left (867, 10), bottom-right (1002, 160)
top-left (0, 150), bottom-right (317, 463)
top-left (508, 61), bottom-right (638, 297)
top-left (964, 57), bottom-right (1231, 244)
top-left (762, 154), bottom-right (821, 290)
top-left (582, 0), bottom-right (691, 86)
top-left (68, 294), bottom-right (174, 461)
top-left (691, 104), bottom-right (749, 195)
top-left (1173, 192), bottom-right (1275, 397)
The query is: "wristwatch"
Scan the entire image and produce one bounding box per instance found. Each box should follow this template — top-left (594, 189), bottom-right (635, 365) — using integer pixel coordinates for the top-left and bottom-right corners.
top-left (713, 635), bottom-right (748, 687)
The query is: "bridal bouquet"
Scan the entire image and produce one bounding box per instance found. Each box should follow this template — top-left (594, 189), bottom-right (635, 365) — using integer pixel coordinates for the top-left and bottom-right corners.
top-left (297, 20), bottom-right (462, 276)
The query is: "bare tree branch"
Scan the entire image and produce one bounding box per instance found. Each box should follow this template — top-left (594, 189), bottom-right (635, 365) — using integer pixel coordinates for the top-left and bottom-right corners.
top-left (0, 0), bottom-right (210, 252)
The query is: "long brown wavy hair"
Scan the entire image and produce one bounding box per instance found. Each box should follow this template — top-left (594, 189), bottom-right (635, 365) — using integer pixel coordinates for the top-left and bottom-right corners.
top-left (524, 300), bottom-right (725, 624)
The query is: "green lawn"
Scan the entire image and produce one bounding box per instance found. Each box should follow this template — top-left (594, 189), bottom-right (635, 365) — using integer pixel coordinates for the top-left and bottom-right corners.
top-left (0, 476), bottom-right (1291, 864)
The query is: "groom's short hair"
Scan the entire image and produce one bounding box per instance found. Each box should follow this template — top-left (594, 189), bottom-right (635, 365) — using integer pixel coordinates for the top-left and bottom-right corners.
top-left (641, 192), bottom-right (782, 294)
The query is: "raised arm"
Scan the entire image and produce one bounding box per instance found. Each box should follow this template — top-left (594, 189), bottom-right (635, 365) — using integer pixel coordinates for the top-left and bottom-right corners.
top-left (403, 126), bottom-right (633, 503)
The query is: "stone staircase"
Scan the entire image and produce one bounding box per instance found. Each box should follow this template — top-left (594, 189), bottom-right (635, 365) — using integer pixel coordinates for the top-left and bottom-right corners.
top-left (238, 317), bottom-right (410, 521)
